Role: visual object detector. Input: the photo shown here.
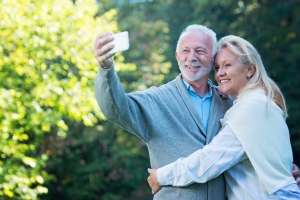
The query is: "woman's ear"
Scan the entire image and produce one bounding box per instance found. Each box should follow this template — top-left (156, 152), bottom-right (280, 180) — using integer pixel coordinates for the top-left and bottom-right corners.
top-left (247, 64), bottom-right (256, 78)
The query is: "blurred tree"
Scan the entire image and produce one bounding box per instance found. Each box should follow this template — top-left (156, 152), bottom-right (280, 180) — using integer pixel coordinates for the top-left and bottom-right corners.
top-left (43, 122), bottom-right (151, 200)
top-left (110, 0), bottom-right (173, 88)
top-left (0, 0), bottom-right (152, 199)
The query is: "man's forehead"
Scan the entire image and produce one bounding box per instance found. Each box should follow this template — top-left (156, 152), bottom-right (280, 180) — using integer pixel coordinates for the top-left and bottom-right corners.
top-left (183, 31), bottom-right (209, 39)
top-left (179, 31), bottom-right (212, 48)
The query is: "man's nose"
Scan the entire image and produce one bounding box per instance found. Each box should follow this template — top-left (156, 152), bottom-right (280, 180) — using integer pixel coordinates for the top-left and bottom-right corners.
top-left (187, 50), bottom-right (197, 61)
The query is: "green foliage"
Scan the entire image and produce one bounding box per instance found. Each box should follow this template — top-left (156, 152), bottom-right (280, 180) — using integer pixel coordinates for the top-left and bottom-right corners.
top-left (114, 0), bottom-right (173, 90)
top-left (0, 0), bottom-right (127, 198)
top-left (42, 122), bottom-right (151, 200)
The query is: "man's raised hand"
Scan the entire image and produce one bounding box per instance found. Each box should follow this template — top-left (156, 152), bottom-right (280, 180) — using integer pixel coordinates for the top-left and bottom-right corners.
top-left (93, 32), bottom-right (115, 69)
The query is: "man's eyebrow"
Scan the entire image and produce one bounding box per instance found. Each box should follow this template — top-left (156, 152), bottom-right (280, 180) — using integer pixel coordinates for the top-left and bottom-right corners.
top-left (196, 46), bottom-right (208, 50)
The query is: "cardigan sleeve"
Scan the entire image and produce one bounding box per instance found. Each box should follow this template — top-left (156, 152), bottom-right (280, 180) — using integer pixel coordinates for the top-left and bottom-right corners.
top-left (94, 64), bottom-right (152, 141)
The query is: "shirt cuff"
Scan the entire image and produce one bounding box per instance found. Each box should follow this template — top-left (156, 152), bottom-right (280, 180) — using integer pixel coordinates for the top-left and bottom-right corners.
top-left (99, 61), bottom-right (113, 70)
top-left (157, 164), bottom-right (175, 186)
top-left (157, 168), bottom-right (167, 186)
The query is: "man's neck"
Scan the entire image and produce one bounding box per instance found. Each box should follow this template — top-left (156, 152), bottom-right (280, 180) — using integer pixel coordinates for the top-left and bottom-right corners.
top-left (183, 76), bottom-right (210, 98)
top-left (191, 83), bottom-right (209, 98)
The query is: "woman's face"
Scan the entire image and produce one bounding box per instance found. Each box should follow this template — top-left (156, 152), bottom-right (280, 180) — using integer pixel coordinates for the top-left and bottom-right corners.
top-left (214, 47), bottom-right (253, 99)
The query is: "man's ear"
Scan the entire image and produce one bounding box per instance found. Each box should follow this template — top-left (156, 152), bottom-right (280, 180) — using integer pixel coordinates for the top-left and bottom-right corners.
top-left (247, 64), bottom-right (256, 78)
top-left (175, 52), bottom-right (178, 59)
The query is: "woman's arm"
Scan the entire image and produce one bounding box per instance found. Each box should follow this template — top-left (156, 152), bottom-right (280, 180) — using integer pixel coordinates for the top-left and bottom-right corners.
top-left (148, 125), bottom-right (246, 193)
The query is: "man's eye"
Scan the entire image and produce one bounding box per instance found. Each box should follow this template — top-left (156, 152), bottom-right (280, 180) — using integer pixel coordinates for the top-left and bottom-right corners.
top-left (225, 64), bottom-right (231, 68)
top-left (197, 50), bottom-right (205, 53)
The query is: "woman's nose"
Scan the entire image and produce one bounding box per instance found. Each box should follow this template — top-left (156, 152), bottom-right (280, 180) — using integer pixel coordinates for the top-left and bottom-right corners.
top-left (216, 67), bottom-right (225, 76)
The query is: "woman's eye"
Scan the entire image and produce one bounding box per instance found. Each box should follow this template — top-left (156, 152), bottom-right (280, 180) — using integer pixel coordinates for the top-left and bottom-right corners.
top-left (214, 67), bottom-right (219, 71)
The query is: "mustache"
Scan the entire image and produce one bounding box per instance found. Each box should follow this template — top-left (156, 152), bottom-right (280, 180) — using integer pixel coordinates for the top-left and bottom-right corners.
top-left (184, 61), bottom-right (205, 68)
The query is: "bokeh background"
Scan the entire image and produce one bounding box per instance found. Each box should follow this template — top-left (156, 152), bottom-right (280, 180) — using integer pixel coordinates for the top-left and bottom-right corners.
top-left (1, 0), bottom-right (299, 199)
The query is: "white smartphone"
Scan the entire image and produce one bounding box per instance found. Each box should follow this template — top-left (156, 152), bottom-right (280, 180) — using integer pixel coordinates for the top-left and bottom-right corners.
top-left (105, 31), bottom-right (130, 55)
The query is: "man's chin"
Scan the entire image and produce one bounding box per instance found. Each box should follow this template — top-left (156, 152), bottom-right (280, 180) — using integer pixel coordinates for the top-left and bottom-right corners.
top-left (183, 72), bottom-right (208, 82)
top-left (184, 75), bottom-right (199, 82)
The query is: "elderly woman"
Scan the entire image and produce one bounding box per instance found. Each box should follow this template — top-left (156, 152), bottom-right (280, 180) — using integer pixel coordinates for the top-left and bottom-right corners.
top-left (147, 35), bottom-right (300, 199)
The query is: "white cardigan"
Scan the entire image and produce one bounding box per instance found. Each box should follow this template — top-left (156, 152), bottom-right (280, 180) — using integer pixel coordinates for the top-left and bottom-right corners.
top-left (221, 88), bottom-right (294, 193)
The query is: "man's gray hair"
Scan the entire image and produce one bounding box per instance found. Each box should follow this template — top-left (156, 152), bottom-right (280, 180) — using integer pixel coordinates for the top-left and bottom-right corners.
top-left (176, 24), bottom-right (217, 56)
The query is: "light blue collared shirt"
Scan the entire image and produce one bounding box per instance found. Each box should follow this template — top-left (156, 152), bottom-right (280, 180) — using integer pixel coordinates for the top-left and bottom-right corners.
top-left (182, 79), bottom-right (213, 132)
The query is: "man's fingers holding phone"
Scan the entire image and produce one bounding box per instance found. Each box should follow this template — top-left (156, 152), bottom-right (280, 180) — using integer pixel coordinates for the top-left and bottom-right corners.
top-left (93, 32), bottom-right (115, 68)
top-left (93, 31), bottom-right (130, 68)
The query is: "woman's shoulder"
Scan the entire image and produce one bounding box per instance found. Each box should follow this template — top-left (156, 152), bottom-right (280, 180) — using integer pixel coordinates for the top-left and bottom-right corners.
top-left (238, 88), bottom-right (267, 101)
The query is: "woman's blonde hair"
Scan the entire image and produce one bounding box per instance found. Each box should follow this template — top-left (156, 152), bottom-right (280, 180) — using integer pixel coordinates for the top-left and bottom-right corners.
top-left (217, 35), bottom-right (288, 117)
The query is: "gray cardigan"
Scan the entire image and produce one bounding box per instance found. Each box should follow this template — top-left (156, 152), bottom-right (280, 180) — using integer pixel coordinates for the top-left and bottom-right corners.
top-left (95, 64), bottom-right (233, 200)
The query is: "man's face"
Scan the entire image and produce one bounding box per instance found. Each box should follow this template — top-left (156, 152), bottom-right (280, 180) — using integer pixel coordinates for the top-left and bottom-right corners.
top-left (176, 31), bottom-right (213, 83)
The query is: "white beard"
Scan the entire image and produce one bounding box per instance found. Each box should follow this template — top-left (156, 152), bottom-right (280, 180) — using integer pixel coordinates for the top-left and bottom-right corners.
top-left (179, 62), bottom-right (212, 81)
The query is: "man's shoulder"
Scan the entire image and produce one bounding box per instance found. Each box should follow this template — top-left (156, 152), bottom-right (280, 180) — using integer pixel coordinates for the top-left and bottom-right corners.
top-left (147, 76), bottom-right (180, 92)
top-left (131, 78), bottom-right (178, 100)
top-left (211, 89), bottom-right (234, 105)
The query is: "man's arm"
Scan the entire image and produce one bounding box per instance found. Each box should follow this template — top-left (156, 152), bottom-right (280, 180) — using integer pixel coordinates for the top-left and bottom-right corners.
top-left (93, 32), bottom-right (151, 141)
top-left (94, 32), bottom-right (128, 125)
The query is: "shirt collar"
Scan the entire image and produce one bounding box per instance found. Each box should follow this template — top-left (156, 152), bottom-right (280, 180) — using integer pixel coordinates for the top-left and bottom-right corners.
top-left (182, 78), bottom-right (213, 97)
